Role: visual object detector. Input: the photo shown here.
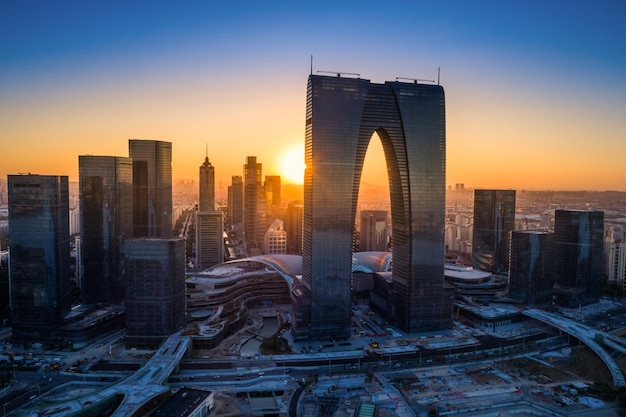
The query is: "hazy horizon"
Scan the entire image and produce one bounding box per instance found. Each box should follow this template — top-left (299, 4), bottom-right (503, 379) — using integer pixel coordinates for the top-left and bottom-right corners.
top-left (2, 2), bottom-right (625, 191)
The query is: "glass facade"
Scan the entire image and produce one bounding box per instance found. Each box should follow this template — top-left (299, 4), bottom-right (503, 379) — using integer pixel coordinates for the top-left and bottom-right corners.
top-left (79, 156), bottom-right (133, 304)
top-left (509, 231), bottom-right (554, 305)
top-left (129, 139), bottom-right (172, 238)
top-left (472, 189), bottom-right (516, 273)
top-left (243, 156), bottom-right (266, 249)
top-left (300, 75), bottom-right (449, 340)
top-left (8, 174), bottom-right (72, 346)
top-left (553, 209), bottom-right (604, 306)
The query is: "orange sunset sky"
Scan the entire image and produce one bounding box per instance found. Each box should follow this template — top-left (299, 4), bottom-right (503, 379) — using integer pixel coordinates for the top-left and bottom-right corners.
top-left (1, 2), bottom-right (625, 191)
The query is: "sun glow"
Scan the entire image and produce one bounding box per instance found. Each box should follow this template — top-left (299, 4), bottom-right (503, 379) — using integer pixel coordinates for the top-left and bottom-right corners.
top-left (278, 143), bottom-right (305, 184)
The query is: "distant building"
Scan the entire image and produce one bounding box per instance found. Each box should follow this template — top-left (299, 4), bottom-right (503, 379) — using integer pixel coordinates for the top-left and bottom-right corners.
top-left (264, 175), bottom-right (281, 209)
top-left (285, 201), bottom-right (303, 255)
top-left (198, 154), bottom-right (215, 212)
top-left (508, 231), bottom-right (554, 305)
top-left (129, 139), bottom-right (172, 238)
top-left (195, 211), bottom-right (224, 269)
top-left (553, 209), bottom-right (604, 307)
top-left (124, 238), bottom-right (186, 348)
top-left (78, 155), bottom-right (133, 305)
top-left (360, 210), bottom-right (389, 252)
top-left (8, 174), bottom-right (72, 347)
top-left (263, 219), bottom-right (287, 254)
top-left (227, 175), bottom-right (243, 230)
top-left (472, 189), bottom-right (516, 273)
top-left (243, 156), bottom-right (266, 250)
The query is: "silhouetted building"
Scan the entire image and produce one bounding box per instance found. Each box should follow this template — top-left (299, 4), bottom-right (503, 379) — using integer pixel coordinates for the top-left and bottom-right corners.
top-left (298, 74), bottom-right (450, 340)
top-left (360, 210), bottom-right (389, 252)
top-left (199, 153), bottom-right (215, 211)
top-left (129, 139), bottom-right (172, 238)
top-left (264, 175), bottom-right (281, 208)
top-left (8, 174), bottom-right (72, 347)
top-left (243, 156), bottom-right (266, 251)
top-left (78, 155), bottom-right (133, 305)
top-left (286, 201), bottom-right (303, 255)
top-left (472, 189), bottom-right (516, 273)
top-left (195, 211), bottom-right (224, 269)
top-left (124, 237), bottom-right (186, 348)
top-left (553, 209), bottom-right (604, 307)
top-left (508, 231), bottom-right (554, 305)
top-left (227, 176), bottom-right (243, 229)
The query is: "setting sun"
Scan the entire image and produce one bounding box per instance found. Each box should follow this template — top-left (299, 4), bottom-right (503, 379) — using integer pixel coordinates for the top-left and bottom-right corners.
top-left (277, 144), bottom-right (305, 184)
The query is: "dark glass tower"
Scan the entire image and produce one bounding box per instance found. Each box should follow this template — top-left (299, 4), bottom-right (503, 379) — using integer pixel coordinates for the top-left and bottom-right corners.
top-left (8, 174), bottom-right (72, 346)
top-left (243, 156), bottom-right (266, 251)
top-left (129, 139), bottom-right (172, 238)
top-left (79, 156), bottom-right (133, 304)
top-left (227, 176), bottom-right (243, 229)
top-left (509, 231), bottom-right (554, 305)
top-left (300, 74), bottom-right (449, 340)
top-left (472, 189), bottom-right (516, 273)
top-left (553, 209), bottom-right (604, 307)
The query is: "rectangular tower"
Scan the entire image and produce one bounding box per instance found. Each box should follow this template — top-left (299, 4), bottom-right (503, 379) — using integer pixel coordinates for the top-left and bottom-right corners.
top-left (360, 210), bottom-right (389, 252)
top-left (129, 139), bottom-right (172, 238)
top-left (79, 155), bottom-right (133, 304)
top-left (8, 174), bottom-right (72, 347)
top-left (227, 175), bottom-right (243, 229)
top-left (472, 189), bottom-right (516, 273)
top-left (509, 230), bottom-right (554, 305)
top-left (124, 237), bottom-right (186, 348)
top-left (553, 209), bottom-right (604, 307)
top-left (243, 156), bottom-right (266, 251)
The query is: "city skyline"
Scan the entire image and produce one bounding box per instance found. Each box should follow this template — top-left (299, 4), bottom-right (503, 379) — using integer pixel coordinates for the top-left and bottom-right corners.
top-left (1, 2), bottom-right (626, 191)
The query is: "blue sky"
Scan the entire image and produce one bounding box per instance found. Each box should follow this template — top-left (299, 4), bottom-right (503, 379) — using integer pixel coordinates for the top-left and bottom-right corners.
top-left (1, 1), bottom-right (625, 190)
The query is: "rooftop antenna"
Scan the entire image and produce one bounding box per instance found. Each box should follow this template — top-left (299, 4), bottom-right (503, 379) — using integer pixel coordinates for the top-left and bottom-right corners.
top-left (395, 77), bottom-right (435, 84)
top-left (437, 67), bottom-right (440, 85)
top-left (310, 55), bottom-right (313, 75)
top-left (317, 70), bottom-right (360, 78)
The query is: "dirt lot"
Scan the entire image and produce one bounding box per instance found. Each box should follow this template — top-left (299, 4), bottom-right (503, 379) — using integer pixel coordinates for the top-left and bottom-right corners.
top-left (498, 345), bottom-right (613, 385)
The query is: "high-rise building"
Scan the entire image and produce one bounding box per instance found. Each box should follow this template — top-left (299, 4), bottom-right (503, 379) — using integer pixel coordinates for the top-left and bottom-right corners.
top-left (508, 231), bottom-right (554, 305)
top-left (78, 155), bottom-right (133, 304)
top-left (553, 209), bottom-right (604, 307)
top-left (243, 156), bottom-right (266, 251)
top-left (128, 139), bottom-right (172, 238)
top-left (227, 176), bottom-right (243, 230)
top-left (299, 74), bottom-right (449, 340)
top-left (264, 175), bottom-right (281, 209)
top-left (286, 201), bottom-right (303, 255)
top-left (195, 211), bottom-right (224, 269)
top-left (360, 210), bottom-right (389, 252)
top-left (472, 189), bottom-right (516, 273)
top-left (124, 237), bottom-right (186, 348)
top-left (199, 153), bottom-right (215, 212)
top-left (8, 174), bottom-right (72, 347)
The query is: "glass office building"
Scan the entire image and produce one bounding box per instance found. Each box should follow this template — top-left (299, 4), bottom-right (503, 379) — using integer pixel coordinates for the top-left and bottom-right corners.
top-left (553, 209), bottom-right (604, 307)
top-left (299, 74), bottom-right (450, 340)
top-left (129, 139), bottom-right (172, 238)
top-left (509, 230), bottom-right (554, 305)
top-left (78, 155), bottom-right (133, 304)
top-left (472, 189), bottom-right (516, 273)
top-left (8, 174), bottom-right (72, 347)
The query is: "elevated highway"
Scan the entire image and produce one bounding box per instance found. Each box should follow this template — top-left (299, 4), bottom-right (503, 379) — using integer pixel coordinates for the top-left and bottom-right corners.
top-left (523, 308), bottom-right (625, 387)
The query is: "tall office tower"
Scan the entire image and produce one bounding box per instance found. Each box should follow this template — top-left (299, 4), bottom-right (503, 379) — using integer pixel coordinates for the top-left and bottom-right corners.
top-left (8, 174), bottom-right (72, 347)
top-left (299, 74), bottom-right (449, 340)
top-left (128, 139), bottom-right (172, 238)
top-left (199, 153), bottom-right (215, 211)
top-left (553, 209), bottom-right (604, 307)
top-left (472, 189), bottom-right (516, 273)
top-left (78, 156), bottom-right (133, 304)
top-left (264, 175), bottom-right (281, 209)
top-left (227, 176), bottom-right (243, 229)
top-left (509, 231), bottom-right (554, 305)
top-left (243, 156), bottom-right (266, 251)
top-left (286, 201), bottom-right (303, 255)
top-left (360, 210), bottom-right (389, 252)
top-left (263, 219), bottom-right (287, 254)
top-left (124, 237), bottom-right (186, 348)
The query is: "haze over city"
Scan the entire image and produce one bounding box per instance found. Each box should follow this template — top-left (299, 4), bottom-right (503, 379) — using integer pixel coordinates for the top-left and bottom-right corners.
top-left (1, 1), bottom-right (625, 190)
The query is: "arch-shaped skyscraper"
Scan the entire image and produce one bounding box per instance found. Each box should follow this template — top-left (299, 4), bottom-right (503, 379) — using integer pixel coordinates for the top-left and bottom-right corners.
top-left (297, 74), bottom-right (452, 340)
